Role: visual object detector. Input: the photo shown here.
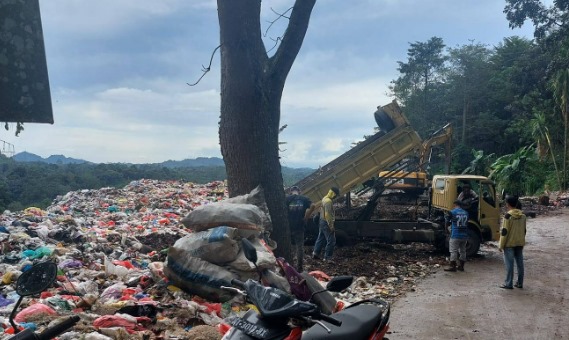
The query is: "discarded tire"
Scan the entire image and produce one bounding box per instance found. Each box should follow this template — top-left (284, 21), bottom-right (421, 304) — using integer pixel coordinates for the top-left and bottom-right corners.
top-left (374, 107), bottom-right (395, 132)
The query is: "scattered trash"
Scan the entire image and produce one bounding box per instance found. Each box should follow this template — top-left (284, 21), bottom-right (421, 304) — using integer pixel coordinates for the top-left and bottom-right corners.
top-left (3, 179), bottom-right (556, 338)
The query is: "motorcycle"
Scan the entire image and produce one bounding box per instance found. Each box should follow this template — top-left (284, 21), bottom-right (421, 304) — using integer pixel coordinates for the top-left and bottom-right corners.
top-left (7, 261), bottom-right (80, 340)
top-left (221, 239), bottom-right (390, 340)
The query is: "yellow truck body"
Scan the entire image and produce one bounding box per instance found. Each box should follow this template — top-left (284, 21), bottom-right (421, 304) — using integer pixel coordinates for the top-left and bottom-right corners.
top-left (295, 101), bottom-right (422, 205)
top-left (294, 101), bottom-right (501, 256)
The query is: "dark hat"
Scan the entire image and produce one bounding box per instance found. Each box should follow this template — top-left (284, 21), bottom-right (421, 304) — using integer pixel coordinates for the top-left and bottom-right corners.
top-left (505, 195), bottom-right (519, 207)
top-left (290, 186), bottom-right (300, 193)
top-left (453, 199), bottom-right (463, 206)
top-left (331, 187), bottom-right (340, 195)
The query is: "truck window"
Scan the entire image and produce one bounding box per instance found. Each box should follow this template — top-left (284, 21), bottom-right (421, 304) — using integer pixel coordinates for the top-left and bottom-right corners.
top-left (481, 183), bottom-right (496, 207)
top-left (434, 178), bottom-right (445, 190)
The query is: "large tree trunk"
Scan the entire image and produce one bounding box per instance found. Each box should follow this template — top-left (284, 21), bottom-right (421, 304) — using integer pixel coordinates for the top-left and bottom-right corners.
top-left (217, 0), bottom-right (316, 260)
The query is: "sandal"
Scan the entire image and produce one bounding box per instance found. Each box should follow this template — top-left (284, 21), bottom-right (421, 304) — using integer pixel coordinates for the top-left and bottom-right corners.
top-left (499, 284), bottom-right (513, 289)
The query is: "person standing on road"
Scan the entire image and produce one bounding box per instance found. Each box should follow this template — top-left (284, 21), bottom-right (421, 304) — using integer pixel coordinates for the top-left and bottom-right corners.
top-left (444, 199), bottom-right (470, 272)
top-left (286, 186), bottom-right (315, 272)
top-left (499, 195), bottom-right (527, 289)
top-left (312, 186), bottom-right (340, 262)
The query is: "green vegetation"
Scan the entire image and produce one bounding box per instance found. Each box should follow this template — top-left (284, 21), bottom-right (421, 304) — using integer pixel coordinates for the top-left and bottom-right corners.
top-left (0, 155), bottom-right (313, 212)
top-left (390, 1), bottom-right (569, 195)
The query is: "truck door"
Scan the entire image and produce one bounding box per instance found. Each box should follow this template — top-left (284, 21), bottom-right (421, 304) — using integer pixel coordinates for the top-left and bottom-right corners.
top-left (478, 181), bottom-right (500, 241)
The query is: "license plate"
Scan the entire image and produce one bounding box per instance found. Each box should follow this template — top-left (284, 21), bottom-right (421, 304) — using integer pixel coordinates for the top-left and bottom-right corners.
top-left (229, 317), bottom-right (270, 339)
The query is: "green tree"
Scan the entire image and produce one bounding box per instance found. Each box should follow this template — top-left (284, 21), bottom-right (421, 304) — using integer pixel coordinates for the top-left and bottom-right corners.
top-left (504, 0), bottom-right (569, 40)
top-left (479, 36), bottom-right (555, 160)
top-left (447, 42), bottom-right (493, 144)
top-left (390, 37), bottom-right (448, 135)
top-left (462, 150), bottom-right (495, 176)
top-left (215, 0), bottom-right (317, 259)
top-left (551, 67), bottom-right (569, 189)
top-left (489, 145), bottom-right (537, 195)
top-left (530, 110), bottom-right (562, 189)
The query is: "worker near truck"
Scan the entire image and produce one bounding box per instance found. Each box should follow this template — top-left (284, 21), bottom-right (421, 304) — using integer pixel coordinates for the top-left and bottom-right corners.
top-left (499, 195), bottom-right (527, 289)
top-left (444, 199), bottom-right (469, 272)
top-left (457, 183), bottom-right (478, 217)
top-left (286, 186), bottom-right (315, 272)
top-left (312, 187), bottom-right (340, 262)
top-left (457, 183), bottom-right (478, 206)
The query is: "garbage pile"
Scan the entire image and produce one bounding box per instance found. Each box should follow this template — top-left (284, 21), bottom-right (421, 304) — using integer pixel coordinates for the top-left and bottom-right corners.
top-left (0, 179), bottom-right (446, 339)
top-left (0, 179), bottom-right (250, 339)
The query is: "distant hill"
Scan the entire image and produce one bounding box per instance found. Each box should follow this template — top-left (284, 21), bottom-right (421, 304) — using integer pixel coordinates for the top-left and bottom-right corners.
top-left (12, 152), bottom-right (227, 167)
top-left (159, 157), bottom-right (225, 168)
top-left (13, 152), bottom-right (89, 164)
top-left (10, 153), bottom-right (313, 182)
top-left (1, 152), bottom-right (315, 211)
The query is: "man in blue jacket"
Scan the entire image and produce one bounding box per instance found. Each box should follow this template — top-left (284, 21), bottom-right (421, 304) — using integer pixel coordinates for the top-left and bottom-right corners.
top-left (286, 186), bottom-right (315, 272)
top-left (444, 199), bottom-right (469, 272)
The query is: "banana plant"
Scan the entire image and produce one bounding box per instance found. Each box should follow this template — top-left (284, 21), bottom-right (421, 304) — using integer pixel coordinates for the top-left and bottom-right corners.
top-left (462, 149), bottom-right (495, 175)
top-left (530, 111), bottom-right (561, 189)
top-left (489, 145), bottom-right (537, 195)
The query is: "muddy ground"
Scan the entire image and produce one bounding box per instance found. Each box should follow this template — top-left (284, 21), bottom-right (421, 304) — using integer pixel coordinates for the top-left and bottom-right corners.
top-left (388, 207), bottom-right (569, 339)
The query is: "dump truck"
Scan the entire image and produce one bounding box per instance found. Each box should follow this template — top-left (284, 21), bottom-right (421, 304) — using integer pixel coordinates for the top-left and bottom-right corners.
top-left (377, 123), bottom-right (452, 202)
top-left (293, 101), bottom-right (500, 256)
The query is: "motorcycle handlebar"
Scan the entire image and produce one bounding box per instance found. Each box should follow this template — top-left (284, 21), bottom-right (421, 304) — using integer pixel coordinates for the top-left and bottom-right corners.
top-left (318, 313), bottom-right (342, 327)
top-left (37, 316), bottom-right (80, 340)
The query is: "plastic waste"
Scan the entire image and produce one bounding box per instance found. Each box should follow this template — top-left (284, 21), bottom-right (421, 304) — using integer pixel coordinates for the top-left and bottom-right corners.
top-left (92, 313), bottom-right (151, 333)
top-left (58, 259), bottom-right (83, 269)
top-left (99, 283), bottom-right (127, 302)
top-left (0, 295), bottom-right (14, 307)
top-left (21, 246), bottom-right (52, 259)
top-left (14, 303), bottom-right (58, 323)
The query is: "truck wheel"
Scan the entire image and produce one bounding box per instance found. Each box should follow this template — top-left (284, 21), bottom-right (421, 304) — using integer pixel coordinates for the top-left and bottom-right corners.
top-left (434, 235), bottom-right (448, 254)
top-left (466, 229), bottom-right (481, 257)
top-left (374, 107), bottom-right (395, 132)
top-left (335, 230), bottom-right (352, 247)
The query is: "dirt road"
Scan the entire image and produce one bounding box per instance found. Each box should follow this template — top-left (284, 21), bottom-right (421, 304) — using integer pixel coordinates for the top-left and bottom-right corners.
top-left (389, 208), bottom-right (569, 340)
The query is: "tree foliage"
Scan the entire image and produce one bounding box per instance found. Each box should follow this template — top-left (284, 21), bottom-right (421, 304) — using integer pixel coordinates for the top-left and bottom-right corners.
top-left (390, 37), bottom-right (447, 135)
top-left (390, 32), bottom-right (567, 194)
top-left (489, 145), bottom-right (538, 195)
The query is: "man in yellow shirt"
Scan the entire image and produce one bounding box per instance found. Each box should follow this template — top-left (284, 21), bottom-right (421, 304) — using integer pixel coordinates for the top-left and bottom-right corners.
top-left (312, 187), bottom-right (340, 262)
top-left (499, 195), bottom-right (527, 289)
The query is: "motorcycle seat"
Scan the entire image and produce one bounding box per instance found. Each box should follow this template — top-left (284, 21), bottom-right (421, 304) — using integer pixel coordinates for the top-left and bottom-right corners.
top-left (302, 303), bottom-right (383, 339)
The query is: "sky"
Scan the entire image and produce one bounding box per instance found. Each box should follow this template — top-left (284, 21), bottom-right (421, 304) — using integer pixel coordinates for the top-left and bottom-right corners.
top-left (1, 0), bottom-right (536, 168)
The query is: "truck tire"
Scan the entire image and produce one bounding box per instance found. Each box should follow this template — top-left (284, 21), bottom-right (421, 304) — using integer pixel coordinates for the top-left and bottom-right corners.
top-left (466, 228), bottom-right (481, 257)
top-left (374, 107), bottom-right (395, 132)
top-left (334, 229), bottom-right (352, 247)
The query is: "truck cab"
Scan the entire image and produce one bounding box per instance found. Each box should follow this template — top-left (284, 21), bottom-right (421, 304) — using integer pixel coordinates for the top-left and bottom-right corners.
top-left (430, 175), bottom-right (501, 255)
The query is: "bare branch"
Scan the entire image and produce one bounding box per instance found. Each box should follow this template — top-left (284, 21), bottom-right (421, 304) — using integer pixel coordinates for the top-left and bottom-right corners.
top-left (269, 0), bottom-right (317, 89)
top-left (187, 45), bottom-right (221, 87)
top-left (263, 7), bottom-right (293, 37)
top-left (267, 37), bottom-right (282, 54)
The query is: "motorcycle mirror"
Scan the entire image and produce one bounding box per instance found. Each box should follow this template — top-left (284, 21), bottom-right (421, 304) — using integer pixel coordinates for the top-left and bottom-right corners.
top-left (326, 275), bottom-right (354, 292)
top-left (241, 238), bottom-right (258, 265)
top-left (16, 261), bottom-right (58, 296)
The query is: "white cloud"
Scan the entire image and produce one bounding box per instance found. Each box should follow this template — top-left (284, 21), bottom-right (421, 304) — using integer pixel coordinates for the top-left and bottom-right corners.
top-left (40, 1), bottom-right (207, 38)
top-left (3, 0), bottom-right (535, 167)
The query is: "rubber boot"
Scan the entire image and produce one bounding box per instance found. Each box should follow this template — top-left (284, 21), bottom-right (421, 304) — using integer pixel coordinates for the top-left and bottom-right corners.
top-left (458, 260), bottom-right (465, 272)
top-left (444, 261), bottom-right (457, 272)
